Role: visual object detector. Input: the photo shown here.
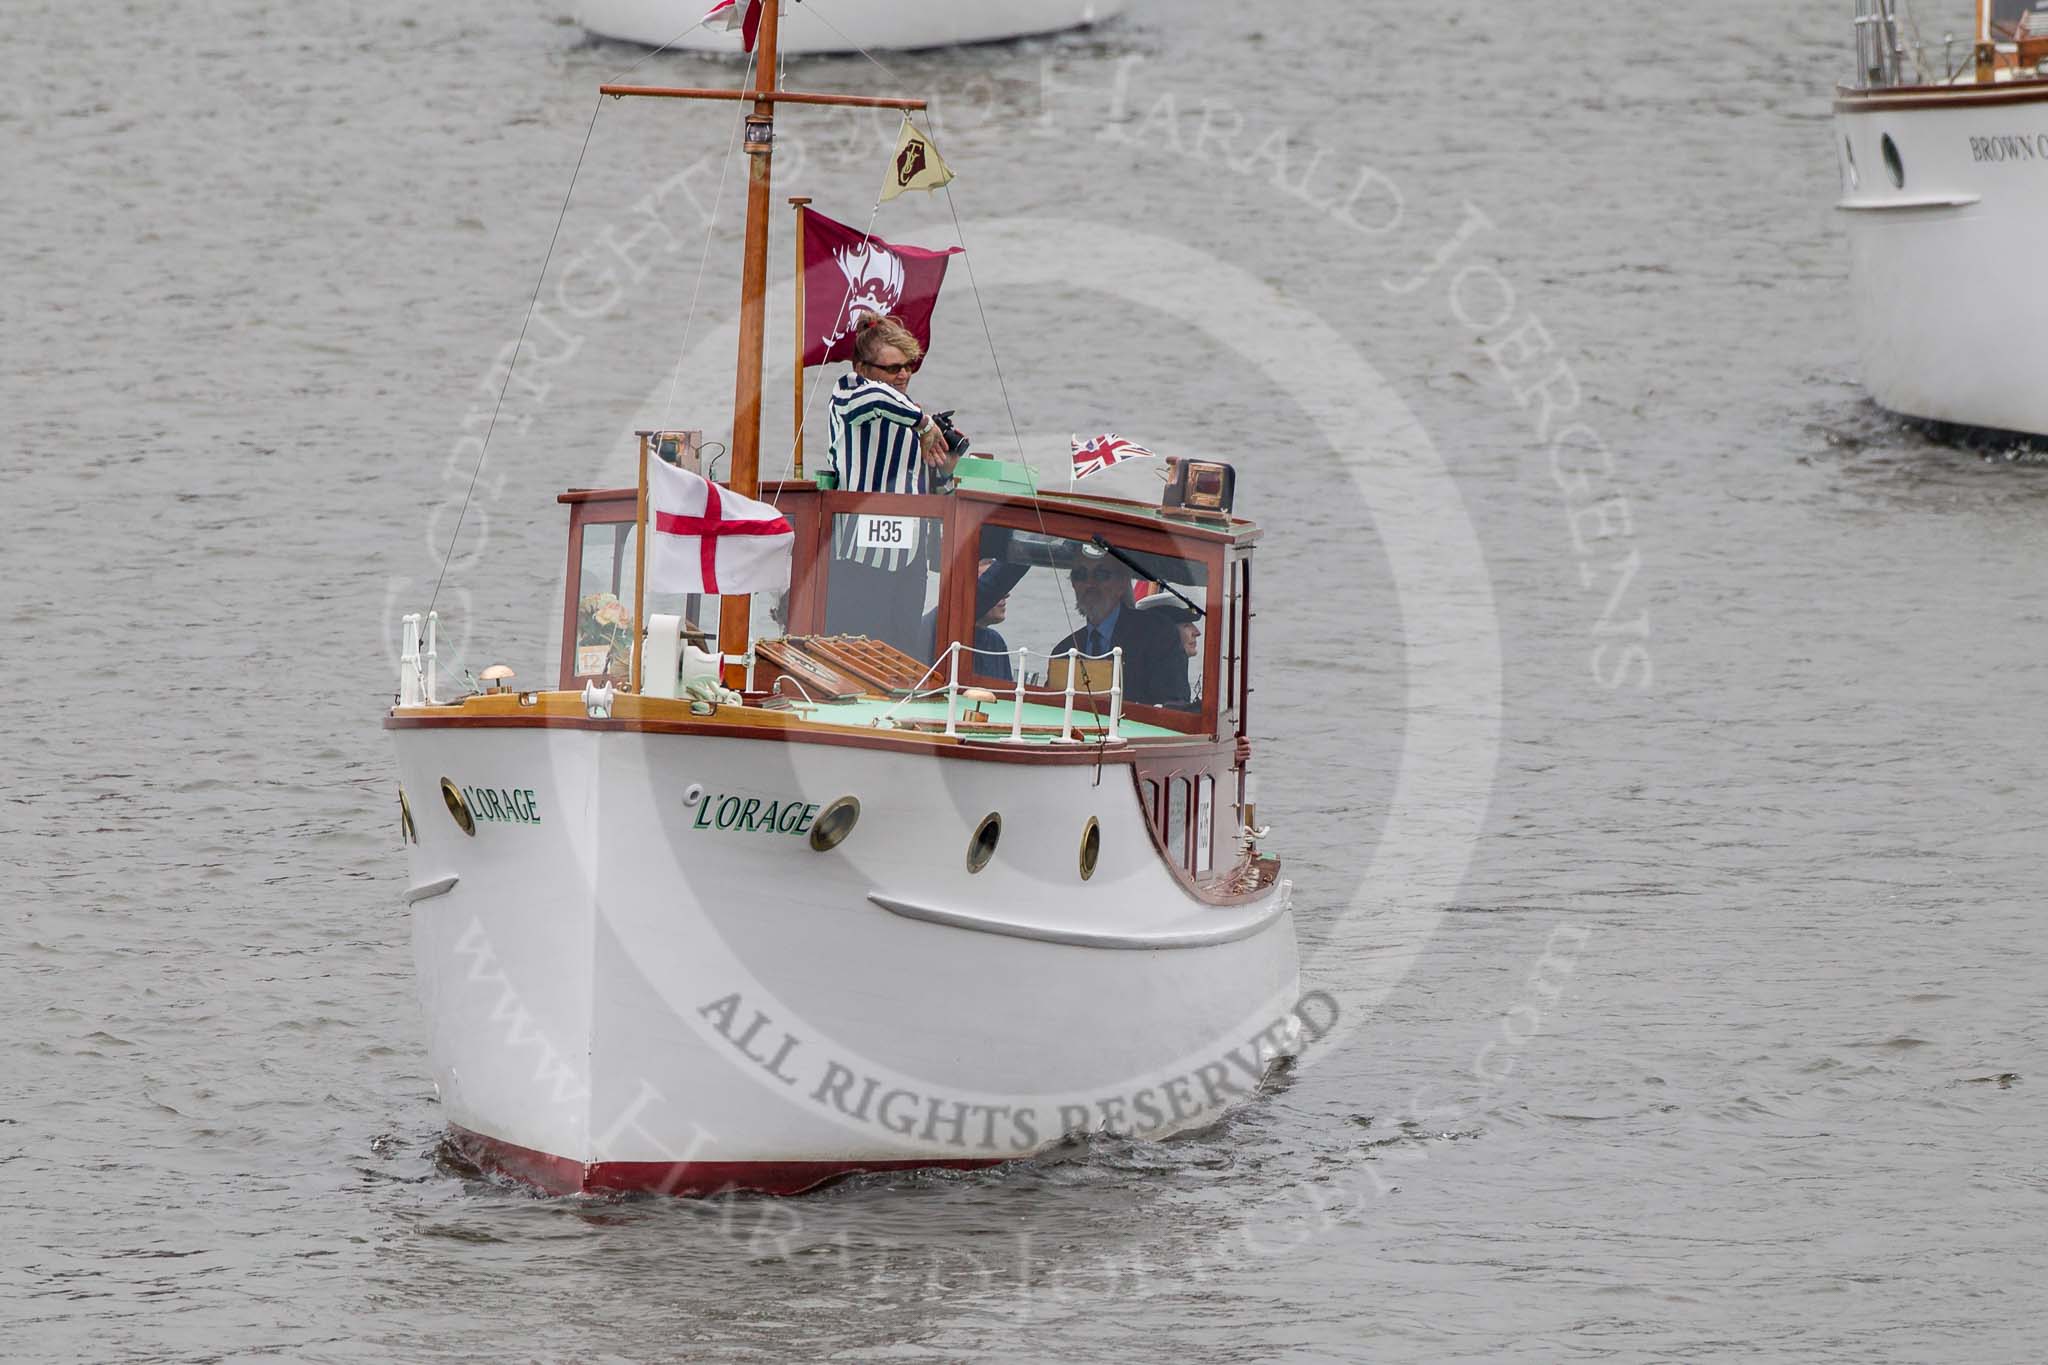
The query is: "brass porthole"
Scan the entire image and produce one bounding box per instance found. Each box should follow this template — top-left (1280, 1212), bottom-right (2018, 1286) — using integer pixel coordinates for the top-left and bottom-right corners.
top-left (440, 778), bottom-right (476, 837)
top-left (809, 796), bottom-right (860, 852)
top-left (967, 813), bottom-right (1001, 873)
top-left (1079, 816), bottom-right (1101, 881)
top-left (399, 787), bottom-right (418, 845)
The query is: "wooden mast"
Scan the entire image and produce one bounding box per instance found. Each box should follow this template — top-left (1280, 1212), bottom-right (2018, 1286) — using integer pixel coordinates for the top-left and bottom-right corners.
top-left (715, 0), bottom-right (782, 689)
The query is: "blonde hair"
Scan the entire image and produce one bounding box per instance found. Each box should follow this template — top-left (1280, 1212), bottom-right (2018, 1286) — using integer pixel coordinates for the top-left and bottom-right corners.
top-left (851, 313), bottom-right (923, 367)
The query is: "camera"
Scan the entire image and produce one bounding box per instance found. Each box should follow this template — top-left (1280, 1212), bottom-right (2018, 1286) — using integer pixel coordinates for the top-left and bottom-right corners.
top-left (928, 410), bottom-right (972, 460)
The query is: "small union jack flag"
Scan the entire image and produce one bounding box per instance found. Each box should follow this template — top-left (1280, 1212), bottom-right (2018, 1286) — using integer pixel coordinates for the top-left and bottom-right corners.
top-left (1071, 433), bottom-right (1156, 482)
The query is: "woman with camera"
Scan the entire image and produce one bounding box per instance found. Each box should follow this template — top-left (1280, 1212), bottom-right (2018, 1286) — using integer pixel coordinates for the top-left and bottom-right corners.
top-left (822, 313), bottom-right (969, 656)
top-left (826, 313), bottom-right (965, 497)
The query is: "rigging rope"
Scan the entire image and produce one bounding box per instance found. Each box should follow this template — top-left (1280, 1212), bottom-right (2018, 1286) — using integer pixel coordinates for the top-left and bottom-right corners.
top-left (427, 92), bottom-right (605, 619)
top-left (793, 0), bottom-right (1082, 665)
top-left (426, 18), bottom-right (763, 619)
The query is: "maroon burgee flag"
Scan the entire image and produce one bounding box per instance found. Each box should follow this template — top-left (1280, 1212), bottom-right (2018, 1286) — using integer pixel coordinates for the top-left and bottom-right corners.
top-left (700, 0), bottom-right (764, 51)
top-left (800, 208), bottom-right (963, 368)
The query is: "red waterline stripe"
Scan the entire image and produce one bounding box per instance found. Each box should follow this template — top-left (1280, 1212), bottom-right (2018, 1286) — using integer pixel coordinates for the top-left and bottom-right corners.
top-left (448, 1125), bottom-right (1000, 1198)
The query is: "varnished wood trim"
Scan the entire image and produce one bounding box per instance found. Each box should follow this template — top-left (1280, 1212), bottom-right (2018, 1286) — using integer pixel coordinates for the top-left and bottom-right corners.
top-left (599, 84), bottom-right (930, 112)
top-left (1835, 80), bottom-right (2048, 112)
top-left (553, 484), bottom-right (1258, 544)
top-left (384, 709), bottom-right (1225, 767)
top-left (557, 481), bottom-right (816, 508)
top-left (1123, 765), bottom-right (1279, 907)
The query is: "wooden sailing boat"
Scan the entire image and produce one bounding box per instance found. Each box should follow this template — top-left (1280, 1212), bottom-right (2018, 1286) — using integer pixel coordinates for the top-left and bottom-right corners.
top-left (389, 0), bottom-right (1301, 1197)
top-left (1835, 0), bottom-right (2048, 436)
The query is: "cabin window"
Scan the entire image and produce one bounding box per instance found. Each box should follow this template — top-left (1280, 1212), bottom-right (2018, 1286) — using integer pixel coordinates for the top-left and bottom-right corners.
top-left (574, 522), bottom-right (640, 683)
top-left (824, 512), bottom-right (946, 663)
top-left (1196, 775), bottom-right (1216, 875)
top-left (1990, 0), bottom-right (2048, 40)
top-left (1166, 776), bottom-right (1191, 868)
top-left (1142, 778), bottom-right (1161, 827)
top-left (571, 518), bottom-right (786, 683)
top-left (972, 525), bottom-right (1210, 712)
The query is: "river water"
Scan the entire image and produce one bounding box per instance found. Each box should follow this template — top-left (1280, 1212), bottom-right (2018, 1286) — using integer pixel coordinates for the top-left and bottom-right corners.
top-left (5, 0), bottom-right (2046, 1360)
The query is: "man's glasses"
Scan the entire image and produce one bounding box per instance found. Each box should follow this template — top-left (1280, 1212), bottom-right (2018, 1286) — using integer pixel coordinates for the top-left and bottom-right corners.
top-left (864, 360), bottom-right (917, 375)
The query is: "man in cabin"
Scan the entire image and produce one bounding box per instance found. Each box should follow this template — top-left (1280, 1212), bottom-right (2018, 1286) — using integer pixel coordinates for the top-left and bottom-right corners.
top-left (1050, 561), bottom-right (1193, 709)
top-left (824, 313), bottom-right (966, 655)
top-left (1136, 593), bottom-right (1202, 708)
top-left (1146, 594), bottom-right (1202, 659)
top-left (973, 564), bottom-right (1015, 684)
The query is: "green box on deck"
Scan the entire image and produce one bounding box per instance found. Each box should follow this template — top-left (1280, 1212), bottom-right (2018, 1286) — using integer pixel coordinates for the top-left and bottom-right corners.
top-left (950, 457), bottom-right (1039, 496)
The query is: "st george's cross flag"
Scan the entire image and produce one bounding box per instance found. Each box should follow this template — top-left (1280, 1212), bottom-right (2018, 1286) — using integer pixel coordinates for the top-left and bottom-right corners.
top-left (647, 457), bottom-right (793, 595)
top-left (700, 0), bottom-right (764, 51)
top-left (1071, 433), bottom-right (1156, 481)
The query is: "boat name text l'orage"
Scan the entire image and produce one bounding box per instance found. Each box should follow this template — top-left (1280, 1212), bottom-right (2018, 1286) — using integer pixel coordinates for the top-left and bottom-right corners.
top-left (461, 785), bottom-right (543, 826)
top-left (689, 790), bottom-right (822, 837)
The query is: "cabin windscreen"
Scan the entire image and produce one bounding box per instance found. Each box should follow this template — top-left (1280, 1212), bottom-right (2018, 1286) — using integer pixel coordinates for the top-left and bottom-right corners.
top-left (970, 525), bottom-right (1208, 712)
top-left (570, 520), bottom-right (785, 683)
top-left (823, 511), bottom-right (946, 663)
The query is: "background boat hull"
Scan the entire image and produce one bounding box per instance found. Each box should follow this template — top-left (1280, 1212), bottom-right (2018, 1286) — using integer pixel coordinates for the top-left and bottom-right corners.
top-left (1837, 92), bottom-right (2048, 437)
top-left (578, 0), bottom-right (1126, 54)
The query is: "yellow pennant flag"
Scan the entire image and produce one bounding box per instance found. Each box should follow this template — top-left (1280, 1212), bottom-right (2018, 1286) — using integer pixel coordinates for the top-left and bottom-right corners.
top-left (883, 117), bottom-right (954, 202)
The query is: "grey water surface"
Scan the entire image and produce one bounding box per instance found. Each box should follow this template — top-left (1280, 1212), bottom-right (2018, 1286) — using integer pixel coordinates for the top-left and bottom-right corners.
top-left (5, 0), bottom-right (2046, 1360)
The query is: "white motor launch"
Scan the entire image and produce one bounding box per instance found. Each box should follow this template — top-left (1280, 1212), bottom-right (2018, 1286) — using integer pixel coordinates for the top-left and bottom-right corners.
top-left (579, 0), bottom-right (1126, 55)
top-left (1835, 0), bottom-right (2048, 436)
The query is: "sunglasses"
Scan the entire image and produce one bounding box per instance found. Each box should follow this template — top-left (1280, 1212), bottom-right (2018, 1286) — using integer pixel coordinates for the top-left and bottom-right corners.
top-left (863, 360), bottom-right (917, 375)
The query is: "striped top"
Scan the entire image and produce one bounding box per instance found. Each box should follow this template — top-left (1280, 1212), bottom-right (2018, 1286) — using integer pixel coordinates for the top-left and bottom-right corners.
top-left (828, 373), bottom-right (930, 570)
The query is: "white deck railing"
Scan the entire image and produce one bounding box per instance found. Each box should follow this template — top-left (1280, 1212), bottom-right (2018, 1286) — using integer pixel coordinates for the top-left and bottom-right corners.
top-left (874, 640), bottom-right (1125, 744)
top-left (1852, 0), bottom-right (1909, 88)
top-left (398, 611), bottom-right (438, 706)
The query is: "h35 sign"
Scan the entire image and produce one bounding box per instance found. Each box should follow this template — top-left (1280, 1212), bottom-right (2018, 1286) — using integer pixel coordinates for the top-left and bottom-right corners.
top-left (850, 514), bottom-right (920, 555)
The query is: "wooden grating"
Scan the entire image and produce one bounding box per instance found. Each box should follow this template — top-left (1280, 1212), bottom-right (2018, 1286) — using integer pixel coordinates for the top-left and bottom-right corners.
top-left (753, 639), bottom-right (869, 700)
top-left (793, 635), bottom-right (934, 696)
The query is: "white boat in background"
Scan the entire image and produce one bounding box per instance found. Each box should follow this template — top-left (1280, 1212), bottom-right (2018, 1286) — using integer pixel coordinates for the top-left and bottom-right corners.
top-left (579, 0), bottom-right (1126, 54)
top-left (1835, 0), bottom-right (2048, 436)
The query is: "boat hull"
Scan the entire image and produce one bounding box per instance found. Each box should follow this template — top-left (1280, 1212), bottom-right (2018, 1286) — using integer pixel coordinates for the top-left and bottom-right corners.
top-left (1836, 85), bottom-right (2048, 437)
top-left (578, 0), bottom-right (1126, 54)
top-left (393, 720), bottom-right (1300, 1195)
